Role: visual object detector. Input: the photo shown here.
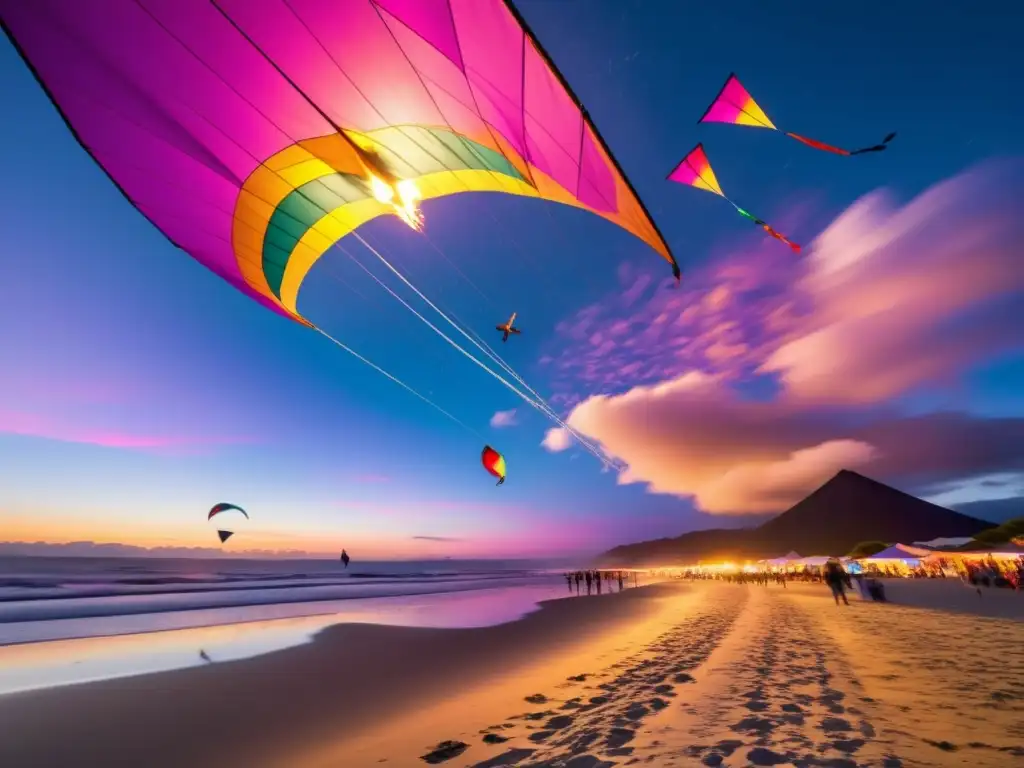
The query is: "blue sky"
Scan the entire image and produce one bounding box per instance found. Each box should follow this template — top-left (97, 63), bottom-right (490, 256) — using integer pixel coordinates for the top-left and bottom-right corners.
top-left (1, 0), bottom-right (1022, 558)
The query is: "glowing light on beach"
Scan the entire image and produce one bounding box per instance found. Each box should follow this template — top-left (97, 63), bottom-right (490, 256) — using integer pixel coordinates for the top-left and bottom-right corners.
top-left (369, 175), bottom-right (424, 231)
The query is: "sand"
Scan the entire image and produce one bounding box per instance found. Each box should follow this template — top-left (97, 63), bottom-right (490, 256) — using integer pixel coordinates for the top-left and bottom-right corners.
top-left (0, 580), bottom-right (1021, 767)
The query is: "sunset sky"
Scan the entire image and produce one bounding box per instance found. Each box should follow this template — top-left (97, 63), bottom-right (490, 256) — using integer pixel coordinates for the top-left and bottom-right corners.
top-left (1, 0), bottom-right (1021, 559)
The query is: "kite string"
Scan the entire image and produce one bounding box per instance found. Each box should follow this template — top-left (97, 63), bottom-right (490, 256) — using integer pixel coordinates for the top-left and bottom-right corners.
top-left (311, 324), bottom-right (485, 441)
top-left (353, 232), bottom-right (615, 466)
top-left (339, 245), bottom-right (564, 431)
top-left (351, 233), bottom-right (617, 467)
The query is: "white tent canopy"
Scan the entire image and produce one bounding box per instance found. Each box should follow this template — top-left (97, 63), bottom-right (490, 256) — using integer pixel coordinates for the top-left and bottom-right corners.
top-left (861, 544), bottom-right (932, 562)
top-left (913, 537), bottom-right (974, 548)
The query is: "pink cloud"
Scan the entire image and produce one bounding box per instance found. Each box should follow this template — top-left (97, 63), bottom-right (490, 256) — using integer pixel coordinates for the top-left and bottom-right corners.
top-left (0, 408), bottom-right (250, 454)
top-left (543, 160), bottom-right (1024, 407)
top-left (489, 409), bottom-right (518, 428)
top-left (542, 426), bottom-right (573, 452)
top-left (560, 373), bottom-right (1024, 514)
top-left (761, 163), bottom-right (1024, 403)
top-left (541, 161), bottom-right (1024, 514)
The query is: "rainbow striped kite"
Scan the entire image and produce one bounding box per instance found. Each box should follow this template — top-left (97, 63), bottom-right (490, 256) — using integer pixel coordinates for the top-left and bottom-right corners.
top-left (700, 74), bottom-right (896, 157)
top-left (668, 144), bottom-right (800, 253)
top-left (1, 0), bottom-right (680, 329)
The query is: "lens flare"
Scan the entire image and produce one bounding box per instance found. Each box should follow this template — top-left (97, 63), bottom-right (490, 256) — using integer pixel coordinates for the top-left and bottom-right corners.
top-left (368, 175), bottom-right (424, 231)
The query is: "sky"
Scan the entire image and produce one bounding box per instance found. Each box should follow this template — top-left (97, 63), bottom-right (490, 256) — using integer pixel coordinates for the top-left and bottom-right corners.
top-left (1, 0), bottom-right (1022, 560)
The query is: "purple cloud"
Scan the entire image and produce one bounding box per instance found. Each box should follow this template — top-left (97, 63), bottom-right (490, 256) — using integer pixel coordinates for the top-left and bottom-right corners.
top-left (490, 409), bottom-right (518, 428)
top-left (542, 161), bottom-right (1024, 514)
top-left (543, 160), bottom-right (1024, 408)
top-left (0, 407), bottom-right (251, 454)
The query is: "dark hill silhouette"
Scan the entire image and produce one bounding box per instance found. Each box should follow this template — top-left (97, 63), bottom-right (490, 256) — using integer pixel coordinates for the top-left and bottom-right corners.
top-left (600, 470), bottom-right (991, 566)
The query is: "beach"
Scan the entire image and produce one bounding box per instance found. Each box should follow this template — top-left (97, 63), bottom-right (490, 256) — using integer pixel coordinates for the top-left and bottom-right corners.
top-left (0, 580), bottom-right (1022, 767)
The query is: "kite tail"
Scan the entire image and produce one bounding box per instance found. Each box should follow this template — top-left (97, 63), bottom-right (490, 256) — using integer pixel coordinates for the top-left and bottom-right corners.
top-left (786, 131), bottom-right (896, 156)
top-left (762, 223), bottom-right (802, 253)
top-left (849, 131), bottom-right (898, 155)
top-left (784, 132), bottom-right (851, 156)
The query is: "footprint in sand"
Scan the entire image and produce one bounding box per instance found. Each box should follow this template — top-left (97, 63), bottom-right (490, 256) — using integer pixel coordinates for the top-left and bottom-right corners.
top-left (469, 748), bottom-right (535, 768)
top-left (819, 716), bottom-right (852, 734)
top-left (746, 746), bottom-right (790, 765)
top-left (605, 727), bottom-right (636, 749)
top-left (481, 733), bottom-right (508, 745)
top-left (525, 693), bottom-right (548, 704)
top-left (419, 740), bottom-right (468, 764)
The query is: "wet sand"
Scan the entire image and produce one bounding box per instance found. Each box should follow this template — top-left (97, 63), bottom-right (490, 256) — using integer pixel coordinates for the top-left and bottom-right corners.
top-left (0, 580), bottom-right (1021, 767)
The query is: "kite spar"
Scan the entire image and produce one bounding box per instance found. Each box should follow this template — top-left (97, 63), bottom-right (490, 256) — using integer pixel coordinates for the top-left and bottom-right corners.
top-left (700, 74), bottom-right (896, 156)
top-left (668, 144), bottom-right (800, 253)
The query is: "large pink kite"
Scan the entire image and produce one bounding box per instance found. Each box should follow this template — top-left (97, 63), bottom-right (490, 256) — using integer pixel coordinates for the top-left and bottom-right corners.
top-left (2, 0), bottom-right (680, 326)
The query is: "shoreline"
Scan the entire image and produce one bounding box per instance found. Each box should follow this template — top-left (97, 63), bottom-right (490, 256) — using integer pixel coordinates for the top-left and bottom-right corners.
top-left (1, 580), bottom-right (1020, 767)
top-left (0, 583), bottom-right (675, 768)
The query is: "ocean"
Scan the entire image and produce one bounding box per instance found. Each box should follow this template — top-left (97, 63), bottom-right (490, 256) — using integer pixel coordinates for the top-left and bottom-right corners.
top-left (0, 555), bottom-right (577, 644)
top-left (0, 555), bottom-right (584, 694)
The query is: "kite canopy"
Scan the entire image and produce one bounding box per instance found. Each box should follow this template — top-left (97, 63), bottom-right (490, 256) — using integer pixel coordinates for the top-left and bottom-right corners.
top-left (208, 503), bottom-right (248, 521)
top-left (699, 74), bottom-right (776, 130)
top-left (2, 0), bottom-right (679, 324)
top-left (667, 144), bottom-right (723, 196)
top-left (481, 445), bottom-right (506, 485)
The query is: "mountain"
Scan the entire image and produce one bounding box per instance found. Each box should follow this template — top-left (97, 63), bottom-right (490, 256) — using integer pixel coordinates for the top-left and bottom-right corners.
top-left (600, 470), bottom-right (992, 566)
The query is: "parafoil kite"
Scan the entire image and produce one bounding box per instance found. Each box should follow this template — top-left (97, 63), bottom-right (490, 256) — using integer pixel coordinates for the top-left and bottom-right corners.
top-left (668, 144), bottom-right (800, 253)
top-left (2, 0), bottom-right (680, 330)
top-left (208, 503), bottom-right (249, 522)
top-left (700, 74), bottom-right (896, 157)
top-left (208, 503), bottom-right (248, 544)
top-left (481, 446), bottom-right (507, 486)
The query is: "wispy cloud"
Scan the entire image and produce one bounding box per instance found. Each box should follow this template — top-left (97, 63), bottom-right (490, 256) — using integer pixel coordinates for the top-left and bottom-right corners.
top-left (354, 473), bottom-right (391, 483)
top-left (490, 409), bottom-right (518, 428)
top-left (411, 535), bottom-right (464, 542)
top-left (0, 408), bottom-right (252, 454)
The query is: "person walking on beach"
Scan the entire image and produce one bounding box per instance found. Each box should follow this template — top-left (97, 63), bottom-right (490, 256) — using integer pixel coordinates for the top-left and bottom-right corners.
top-left (595, 570), bottom-right (603, 594)
top-left (824, 558), bottom-right (849, 606)
top-left (565, 572), bottom-right (573, 593)
top-left (585, 570), bottom-right (593, 595)
top-left (617, 571), bottom-right (624, 591)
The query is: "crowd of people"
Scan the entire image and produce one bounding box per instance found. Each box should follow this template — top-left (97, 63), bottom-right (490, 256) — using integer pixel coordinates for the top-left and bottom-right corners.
top-left (563, 569), bottom-right (636, 595)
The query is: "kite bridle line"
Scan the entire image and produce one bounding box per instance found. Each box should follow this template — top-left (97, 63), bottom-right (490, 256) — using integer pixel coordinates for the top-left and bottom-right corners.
top-left (310, 323), bottom-right (487, 442)
top-left (134, 0), bottom-right (623, 470)
top-left (214, 0), bottom-right (661, 463)
top-left (340, 238), bottom-right (623, 471)
top-left (348, 232), bottom-right (624, 471)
